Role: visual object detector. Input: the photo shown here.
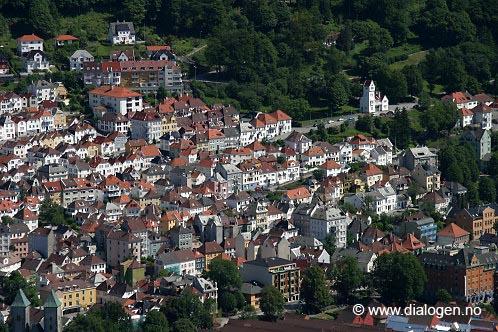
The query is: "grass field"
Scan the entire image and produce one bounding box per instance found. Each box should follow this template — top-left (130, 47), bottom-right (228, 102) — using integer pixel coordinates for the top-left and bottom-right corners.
top-left (390, 50), bottom-right (428, 70)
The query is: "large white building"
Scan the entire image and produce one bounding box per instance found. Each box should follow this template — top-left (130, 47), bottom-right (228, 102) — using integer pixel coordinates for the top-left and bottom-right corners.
top-left (16, 34), bottom-right (43, 55)
top-left (360, 80), bottom-right (389, 114)
top-left (88, 85), bottom-right (143, 115)
top-left (108, 21), bottom-right (136, 45)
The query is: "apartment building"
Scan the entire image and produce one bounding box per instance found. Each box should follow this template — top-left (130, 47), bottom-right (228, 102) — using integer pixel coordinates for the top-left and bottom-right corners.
top-left (89, 85), bottom-right (143, 115)
top-left (240, 257), bottom-right (301, 302)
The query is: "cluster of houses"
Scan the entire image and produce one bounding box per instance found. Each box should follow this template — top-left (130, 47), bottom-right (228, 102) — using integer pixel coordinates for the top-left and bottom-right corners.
top-left (7, 20), bottom-right (184, 96)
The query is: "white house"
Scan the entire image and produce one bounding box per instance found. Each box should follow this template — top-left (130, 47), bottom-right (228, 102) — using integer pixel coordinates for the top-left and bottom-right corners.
top-left (359, 80), bottom-right (389, 113)
top-left (17, 34), bottom-right (43, 55)
top-left (108, 21), bottom-right (136, 45)
top-left (89, 85), bottom-right (143, 115)
top-left (130, 111), bottom-right (162, 143)
top-left (28, 80), bottom-right (58, 104)
top-left (23, 50), bottom-right (50, 73)
top-left (69, 50), bottom-right (94, 71)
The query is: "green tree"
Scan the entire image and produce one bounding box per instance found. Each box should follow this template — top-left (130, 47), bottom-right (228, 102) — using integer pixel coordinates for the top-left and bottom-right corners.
top-left (123, 0), bottom-right (146, 25)
top-left (332, 256), bottom-right (364, 304)
top-left (260, 286), bottom-right (284, 321)
top-left (479, 177), bottom-right (496, 203)
top-left (337, 20), bottom-right (353, 53)
top-left (141, 310), bottom-right (169, 332)
top-left (300, 265), bottom-right (331, 314)
top-left (373, 252), bottom-right (427, 305)
top-left (205, 259), bottom-right (244, 313)
top-left (3, 271), bottom-right (40, 306)
top-left (172, 318), bottom-right (196, 332)
top-left (402, 65), bottom-right (424, 97)
top-left (64, 312), bottom-right (105, 332)
top-left (375, 67), bottom-right (408, 103)
top-left (436, 288), bottom-right (452, 303)
top-left (161, 290), bottom-right (213, 329)
top-left (329, 79), bottom-right (349, 112)
top-left (28, 0), bottom-right (59, 37)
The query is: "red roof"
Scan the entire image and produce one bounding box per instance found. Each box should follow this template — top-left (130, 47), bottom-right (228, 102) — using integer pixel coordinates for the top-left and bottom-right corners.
top-left (363, 164), bottom-right (383, 176)
top-left (89, 85), bottom-right (141, 98)
top-left (270, 109), bottom-right (292, 121)
top-left (438, 223), bottom-right (469, 238)
top-left (459, 108), bottom-right (473, 116)
top-left (146, 45), bottom-right (171, 52)
top-left (321, 160), bottom-right (341, 170)
top-left (55, 34), bottom-right (78, 41)
top-left (286, 186), bottom-right (311, 200)
top-left (17, 34), bottom-right (43, 42)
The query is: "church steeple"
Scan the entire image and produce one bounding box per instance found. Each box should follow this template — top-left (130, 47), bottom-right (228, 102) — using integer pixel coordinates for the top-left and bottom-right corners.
top-left (43, 289), bottom-right (62, 332)
top-left (11, 289), bottom-right (31, 332)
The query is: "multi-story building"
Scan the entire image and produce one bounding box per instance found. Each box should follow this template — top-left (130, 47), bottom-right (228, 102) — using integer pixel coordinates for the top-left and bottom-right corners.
top-left (461, 127), bottom-right (491, 161)
top-left (130, 111), bottom-right (162, 143)
top-left (28, 227), bottom-right (55, 258)
top-left (448, 205), bottom-right (497, 240)
top-left (155, 249), bottom-right (197, 276)
top-left (23, 50), bottom-right (50, 73)
top-left (83, 60), bottom-right (183, 94)
top-left (17, 34), bottom-right (43, 55)
top-left (0, 224), bottom-right (10, 258)
top-left (106, 230), bottom-right (142, 267)
top-left (89, 85), bottom-right (142, 115)
top-left (240, 257), bottom-right (301, 302)
top-left (28, 80), bottom-right (58, 104)
top-left (411, 164), bottom-right (441, 191)
top-left (60, 178), bottom-right (97, 208)
top-left (69, 50), bottom-right (94, 71)
top-left (97, 112), bottom-right (130, 135)
top-left (41, 279), bottom-right (97, 311)
top-left (419, 246), bottom-right (498, 302)
top-left (400, 146), bottom-right (438, 171)
top-left (108, 21), bottom-right (136, 45)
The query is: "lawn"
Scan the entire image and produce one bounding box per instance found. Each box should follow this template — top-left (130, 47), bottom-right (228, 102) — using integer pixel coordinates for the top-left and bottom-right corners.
top-left (390, 50), bottom-right (428, 70)
top-left (171, 37), bottom-right (206, 56)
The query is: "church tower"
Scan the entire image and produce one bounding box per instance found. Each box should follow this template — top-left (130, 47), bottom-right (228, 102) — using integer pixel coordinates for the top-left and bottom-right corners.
top-left (43, 289), bottom-right (62, 332)
top-left (10, 289), bottom-right (31, 332)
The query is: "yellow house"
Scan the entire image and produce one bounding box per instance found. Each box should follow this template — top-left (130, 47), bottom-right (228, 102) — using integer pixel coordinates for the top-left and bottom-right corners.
top-left (41, 279), bottom-right (97, 311)
top-left (53, 109), bottom-right (67, 129)
top-left (199, 241), bottom-right (224, 270)
top-left (161, 114), bottom-right (178, 135)
top-left (81, 142), bottom-right (99, 158)
top-left (39, 132), bottom-right (65, 149)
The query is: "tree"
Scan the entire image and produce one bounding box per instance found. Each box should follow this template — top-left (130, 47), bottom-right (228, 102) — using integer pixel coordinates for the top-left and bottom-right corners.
top-left (402, 65), bottom-right (424, 97)
top-left (123, 0), bottom-right (146, 25)
top-left (3, 271), bottom-right (40, 306)
top-left (100, 302), bottom-right (132, 330)
top-left (355, 115), bottom-right (374, 133)
top-left (479, 177), bottom-right (496, 203)
top-left (329, 79), bottom-right (349, 112)
top-left (260, 286), bottom-right (284, 321)
top-left (172, 318), bottom-right (196, 332)
top-left (332, 256), bottom-right (364, 304)
top-left (64, 312), bottom-right (105, 332)
top-left (436, 289), bottom-right (452, 303)
top-left (142, 310), bottom-right (169, 332)
top-left (39, 198), bottom-right (76, 228)
top-left (205, 259), bottom-right (244, 313)
top-left (205, 259), bottom-right (241, 290)
top-left (28, 0), bottom-right (59, 37)
top-left (322, 233), bottom-right (336, 256)
top-left (337, 21), bottom-right (353, 53)
top-left (375, 67), bottom-right (408, 103)
top-left (300, 265), bottom-right (332, 314)
top-left (373, 252), bottom-right (427, 305)
top-left (161, 290), bottom-right (213, 329)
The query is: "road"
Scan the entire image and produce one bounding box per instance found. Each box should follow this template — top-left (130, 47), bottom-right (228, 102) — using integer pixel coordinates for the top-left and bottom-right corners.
top-left (271, 100), bottom-right (418, 141)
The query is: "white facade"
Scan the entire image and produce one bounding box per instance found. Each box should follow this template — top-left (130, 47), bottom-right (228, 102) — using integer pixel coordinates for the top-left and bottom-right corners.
top-left (359, 80), bottom-right (389, 113)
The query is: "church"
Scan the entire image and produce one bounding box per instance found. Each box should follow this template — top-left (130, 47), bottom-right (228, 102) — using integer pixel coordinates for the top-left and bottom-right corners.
top-left (10, 288), bottom-right (63, 332)
top-left (359, 80), bottom-right (389, 114)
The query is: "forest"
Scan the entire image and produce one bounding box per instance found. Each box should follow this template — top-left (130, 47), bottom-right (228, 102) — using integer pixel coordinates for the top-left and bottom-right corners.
top-left (1, 0), bottom-right (498, 120)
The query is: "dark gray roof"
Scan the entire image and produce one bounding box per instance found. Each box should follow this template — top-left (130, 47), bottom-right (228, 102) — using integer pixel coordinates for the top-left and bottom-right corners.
top-left (243, 257), bottom-right (294, 268)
